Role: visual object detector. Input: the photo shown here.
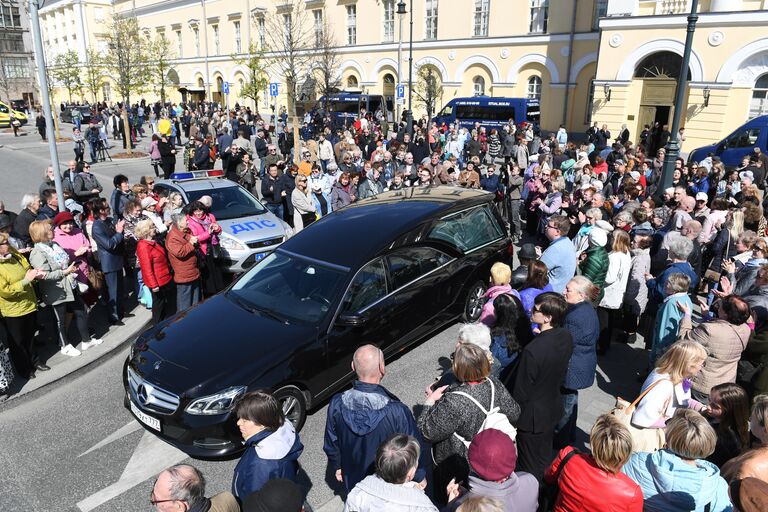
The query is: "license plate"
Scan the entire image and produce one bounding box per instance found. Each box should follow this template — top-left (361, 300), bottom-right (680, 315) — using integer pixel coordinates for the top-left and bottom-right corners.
top-left (254, 253), bottom-right (266, 261)
top-left (130, 400), bottom-right (161, 432)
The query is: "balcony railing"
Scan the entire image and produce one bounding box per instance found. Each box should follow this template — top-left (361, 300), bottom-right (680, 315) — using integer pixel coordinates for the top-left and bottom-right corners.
top-left (656, 0), bottom-right (692, 14)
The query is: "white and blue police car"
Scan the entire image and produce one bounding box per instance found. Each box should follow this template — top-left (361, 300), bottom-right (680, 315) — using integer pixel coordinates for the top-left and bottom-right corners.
top-left (154, 170), bottom-right (293, 273)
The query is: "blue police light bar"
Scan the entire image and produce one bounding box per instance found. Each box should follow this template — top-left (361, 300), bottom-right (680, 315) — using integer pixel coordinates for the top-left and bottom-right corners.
top-left (170, 170), bottom-right (225, 180)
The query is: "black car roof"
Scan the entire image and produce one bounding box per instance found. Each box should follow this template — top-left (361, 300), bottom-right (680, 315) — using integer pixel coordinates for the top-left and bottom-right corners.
top-left (279, 186), bottom-right (494, 269)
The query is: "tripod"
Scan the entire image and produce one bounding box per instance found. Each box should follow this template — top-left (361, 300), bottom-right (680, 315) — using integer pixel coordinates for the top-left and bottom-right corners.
top-left (96, 140), bottom-right (112, 162)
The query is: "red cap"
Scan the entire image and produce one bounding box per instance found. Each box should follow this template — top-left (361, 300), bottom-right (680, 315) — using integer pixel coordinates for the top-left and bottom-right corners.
top-left (53, 211), bottom-right (74, 227)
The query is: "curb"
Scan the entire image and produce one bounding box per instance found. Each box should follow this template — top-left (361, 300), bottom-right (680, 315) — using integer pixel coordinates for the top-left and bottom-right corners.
top-left (0, 307), bottom-right (151, 414)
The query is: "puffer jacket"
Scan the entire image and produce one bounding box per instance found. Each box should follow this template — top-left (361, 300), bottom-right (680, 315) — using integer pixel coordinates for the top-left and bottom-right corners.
top-left (599, 251), bottom-right (632, 309)
top-left (563, 301), bottom-right (600, 390)
top-left (343, 475), bottom-right (437, 512)
top-left (136, 239), bottom-right (172, 290)
top-left (678, 316), bottom-right (751, 395)
top-left (164, 226), bottom-right (199, 284)
top-left (0, 249), bottom-right (37, 317)
top-left (579, 246), bottom-right (609, 302)
top-left (232, 421), bottom-right (304, 500)
top-left (546, 447), bottom-right (643, 512)
top-left (324, 381), bottom-right (428, 493)
top-left (622, 449), bottom-right (732, 512)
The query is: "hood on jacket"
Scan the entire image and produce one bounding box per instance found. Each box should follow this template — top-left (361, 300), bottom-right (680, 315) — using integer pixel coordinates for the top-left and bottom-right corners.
top-left (340, 382), bottom-right (393, 436)
top-left (483, 284), bottom-right (515, 299)
top-left (247, 421), bottom-right (302, 461)
top-left (347, 474), bottom-right (436, 511)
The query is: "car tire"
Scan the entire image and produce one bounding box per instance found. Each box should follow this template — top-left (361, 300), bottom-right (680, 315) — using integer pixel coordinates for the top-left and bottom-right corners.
top-left (274, 386), bottom-right (307, 432)
top-left (463, 280), bottom-right (487, 322)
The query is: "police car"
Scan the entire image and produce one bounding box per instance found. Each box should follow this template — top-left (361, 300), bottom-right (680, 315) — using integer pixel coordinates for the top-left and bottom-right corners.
top-left (153, 170), bottom-right (293, 273)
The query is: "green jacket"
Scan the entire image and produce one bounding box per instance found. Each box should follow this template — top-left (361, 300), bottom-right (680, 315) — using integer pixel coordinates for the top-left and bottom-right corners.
top-left (0, 249), bottom-right (37, 318)
top-left (580, 246), bottom-right (609, 302)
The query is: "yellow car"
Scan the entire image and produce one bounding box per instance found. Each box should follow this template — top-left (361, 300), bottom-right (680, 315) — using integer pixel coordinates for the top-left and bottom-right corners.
top-left (0, 101), bottom-right (27, 127)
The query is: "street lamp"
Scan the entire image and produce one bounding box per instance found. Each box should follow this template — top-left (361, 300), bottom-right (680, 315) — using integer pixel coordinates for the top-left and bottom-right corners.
top-left (603, 83), bottom-right (611, 102)
top-left (656, 0), bottom-right (700, 202)
top-left (703, 86), bottom-right (711, 108)
top-left (397, 0), bottom-right (413, 138)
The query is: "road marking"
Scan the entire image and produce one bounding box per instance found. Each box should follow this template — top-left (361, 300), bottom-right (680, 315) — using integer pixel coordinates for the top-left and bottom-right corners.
top-left (76, 430), bottom-right (187, 512)
top-left (77, 420), bottom-right (143, 458)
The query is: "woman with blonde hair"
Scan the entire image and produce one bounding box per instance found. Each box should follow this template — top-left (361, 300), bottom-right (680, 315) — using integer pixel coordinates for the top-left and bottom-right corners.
top-left (545, 414), bottom-right (642, 511)
top-left (632, 340), bottom-right (708, 430)
top-left (291, 173), bottom-right (316, 232)
top-left (597, 230), bottom-right (631, 354)
top-left (623, 409), bottom-right (732, 511)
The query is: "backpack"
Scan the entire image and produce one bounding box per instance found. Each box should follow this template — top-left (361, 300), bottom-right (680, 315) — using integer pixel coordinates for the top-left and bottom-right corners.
top-left (450, 378), bottom-right (517, 448)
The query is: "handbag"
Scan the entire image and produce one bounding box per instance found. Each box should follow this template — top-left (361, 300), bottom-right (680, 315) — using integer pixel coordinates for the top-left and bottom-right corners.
top-left (86, 263), bottom-right (104, 292)
top-left (612, 378), bottom-right (670, 453)
top-left (539, 448), bottom-right (580, 512)
top-left (0, 341), bottom-right (15, 394)
top-left (737, 360), bottom-right (765, 386)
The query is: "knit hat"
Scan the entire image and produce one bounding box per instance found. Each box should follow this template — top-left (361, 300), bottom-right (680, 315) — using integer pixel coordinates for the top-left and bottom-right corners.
top-left (53, 211), bottom-right (75, 226)
top-left (589, 228), bottom-right (608, 247)
top-left (241, 479), bottom-right (304, 512)
top-left (141, 197), bottom-right (157, 209)
top-left (731, 477), bottom-right (768, 512)
top-left (468, 428), bottom-right (517, 481)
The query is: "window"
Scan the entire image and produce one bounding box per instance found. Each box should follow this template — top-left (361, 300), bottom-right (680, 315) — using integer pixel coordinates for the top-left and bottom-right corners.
top-left (593, 0), bottom-right (608, 30)
top-left (0, 32), bottom-right (24, 53)
top-left (527, 76), bottom-right (542, 100)
top-left (724, 128), bottom-right (761, 149)
top-left (2, 57), bottom-right (29, 78)
top-left (472, 76), bottom-right (485, 96)
top-left (529, 0), bottom-right (549, 33)
top-left (347, 76), bottom-right (358, 89)
top-left (283, 14), bottom-right (292, 46)
top-left (342, 259), bottom-right (387, 313)
top-left (425, 0), bottom-right (438, 40)
top-left (473, 0), bottom-right (490, 37)
top-left (386, 248), bottom-right (451, 290)
top-left (751, 74), bottom-right (768, 118)
top-left (346, 5), bottom-right (356, 45)
top-left (212, 24), bottom-right (220, 55)
top-left (193, 27), bottom-right (200, 57)
top-left (94, 7), bottom-right (104, 22)
top-left (176, 30), bottom-right (182, 58)
top-left (383, 0), bottom-right (395, 42)
top-left (313, 10), bottom-right (323, 46)
top-left (102, 82), bottom-right (111, 102)
top-left (234, 21), bottom-right (241, 53)
top-left (428, 206), bottom-right (503, 252)
top-left (257, 16), bottom-right (266, 48)
top-left (0, 6), bottom-right (21, 28)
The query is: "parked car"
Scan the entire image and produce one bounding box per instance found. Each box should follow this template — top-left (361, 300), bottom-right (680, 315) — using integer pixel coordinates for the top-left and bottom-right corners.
top-left (0, 101), bottom-right (27, 127)
top-left (60, 105), bottom-right (92, 124)
top-left (123, 186), bottom-right (513, 457)
top-left (688, 115), bottom-right (768, 168)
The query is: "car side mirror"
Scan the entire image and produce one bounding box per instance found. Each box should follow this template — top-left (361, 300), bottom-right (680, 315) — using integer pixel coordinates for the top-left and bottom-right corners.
top-left (337, 312), bottom-right (367, 326)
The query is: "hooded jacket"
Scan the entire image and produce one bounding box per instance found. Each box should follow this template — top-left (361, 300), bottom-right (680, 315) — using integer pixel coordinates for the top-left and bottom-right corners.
top-left (478, 284), bottom-right (520, 327)
top-left (343, 475), bottom-right (437, 512)
top-left (324, 381), bottom-right (428, 492)
top-left (622, 449), bottom-right (732, 512)
top-left (580, 245), bottom-right (609, 302)
top-left (446, 473), bottom-right (539, 512)
top-left (232, 421), bottom-right (304, 500)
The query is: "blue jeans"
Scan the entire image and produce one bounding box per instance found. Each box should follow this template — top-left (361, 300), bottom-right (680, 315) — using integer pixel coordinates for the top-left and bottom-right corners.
top-left (554, 388), bottom-right (579, 449)
top-left (177, 280), bottom-right (201, 313)
top-left (265, 202), bottom-right (283, 219)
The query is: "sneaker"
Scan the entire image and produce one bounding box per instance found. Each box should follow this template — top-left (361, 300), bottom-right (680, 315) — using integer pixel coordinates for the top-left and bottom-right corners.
top-left (81, 337), bottom-right (103, 351)
top-left (60, 344), bottom-right (81, 357)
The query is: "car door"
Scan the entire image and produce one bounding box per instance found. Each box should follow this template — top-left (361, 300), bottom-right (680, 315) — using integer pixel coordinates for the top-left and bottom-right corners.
top-left (717, 125), bottom-right (763, 168)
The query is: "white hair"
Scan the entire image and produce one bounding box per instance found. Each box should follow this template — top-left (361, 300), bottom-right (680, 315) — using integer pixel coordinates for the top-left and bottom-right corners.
top-left (457, 323), bottom-right (492, 352)
top-left (20, 193), bottom-right (38, 210)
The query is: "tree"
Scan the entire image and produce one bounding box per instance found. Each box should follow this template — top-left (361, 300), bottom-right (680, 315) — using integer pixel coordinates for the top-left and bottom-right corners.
top-left (413, 64), bottom-right (443, 121)
top-left (103, 14), bottom-right (150, 107)
top-left (313, 20), bottom-right (341, 112)
top-left (233, 42), bottom-right (269, 112)
top-left (82, 47), bottom-right (105, 105)
top-left (0, 57), bottom-right (12, 104)
top-left (147, 33), bottom-right (175, 105)
top-left (51, 50), bottom-right (82, 103)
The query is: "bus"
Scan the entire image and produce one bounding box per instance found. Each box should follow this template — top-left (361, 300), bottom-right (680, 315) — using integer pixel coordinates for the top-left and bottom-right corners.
top-left (317, 93), bottom-right (391, 128)
top-left (432, 97), bottom-right (540, 131)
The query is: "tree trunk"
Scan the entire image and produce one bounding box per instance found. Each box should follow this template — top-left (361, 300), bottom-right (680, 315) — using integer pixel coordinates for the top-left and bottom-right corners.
top-left (121, 108), bottom-right (132, 155)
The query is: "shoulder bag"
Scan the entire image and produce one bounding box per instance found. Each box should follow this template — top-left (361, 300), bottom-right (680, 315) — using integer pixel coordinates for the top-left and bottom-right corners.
top-left (539, 448), bottom-right (580, 512)
top-left (704, 231), bottom-right (730, 283)
top-left (612, 378), bottom-right (671, 453)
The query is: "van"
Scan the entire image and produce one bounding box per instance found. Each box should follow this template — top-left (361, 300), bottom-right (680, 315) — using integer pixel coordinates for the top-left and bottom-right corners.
top-left (317, 93), bottom-right (391, 128)
top-left (688, 115), bottom-right (768, 168)
top-left (432, 96), bottom-right (540, 131)
top-left (0, 101), bottom-right (27, 127)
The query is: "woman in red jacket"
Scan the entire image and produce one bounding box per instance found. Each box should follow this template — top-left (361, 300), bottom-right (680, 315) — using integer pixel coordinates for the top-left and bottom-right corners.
top-left (135, 219), bottom-right (174, 324)
top-left (545, 414), bottom-right (643, 511)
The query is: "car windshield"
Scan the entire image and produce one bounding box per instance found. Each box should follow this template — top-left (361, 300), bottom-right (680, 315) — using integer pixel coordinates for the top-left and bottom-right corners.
top-left (228, 251), bottom-right (347, 324)
top-left (186, 186), bottom-right (266, 220)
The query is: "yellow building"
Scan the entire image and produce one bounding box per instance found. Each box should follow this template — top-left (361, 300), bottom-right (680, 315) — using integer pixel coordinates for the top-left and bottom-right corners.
top-left (594, 0), bottom-right (768, 152)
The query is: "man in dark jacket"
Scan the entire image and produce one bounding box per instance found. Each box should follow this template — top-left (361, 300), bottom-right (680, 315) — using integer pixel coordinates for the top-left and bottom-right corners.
top-left (37, 189), bottom-right (58, 220)
top-left (13, 193), bottom-right (40, 247)
top-left (91, 201), bottom-right (125, 324)
top-left (323, 345), bottom-right (429, 493)
top-left (260, 164), bottom-right (285, 219)
top-left (191, 137), bottom-right (212, 170)
top-left (278, 165), bottom-right (298, 225)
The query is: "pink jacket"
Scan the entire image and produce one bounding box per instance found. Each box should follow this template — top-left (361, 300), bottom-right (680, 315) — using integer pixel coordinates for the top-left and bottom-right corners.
top-left (149, 140), bottom-right (161, 159)
top-left (186, 213), bottom-right (221, 255)
top-left (478, 284), bottom-right (520, 327)
top-left (53, 226), bottom-right (92, 284)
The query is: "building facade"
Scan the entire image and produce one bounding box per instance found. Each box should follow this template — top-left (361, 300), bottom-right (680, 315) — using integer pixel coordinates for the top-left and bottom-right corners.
top-left (0, 0), bottom-right (37, 107)
top-left (594, 0), bottom-right (768, 153)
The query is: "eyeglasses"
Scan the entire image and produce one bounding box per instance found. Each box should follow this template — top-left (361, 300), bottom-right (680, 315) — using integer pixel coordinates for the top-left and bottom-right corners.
top-left (84, 165), bottom-right (91, 169)
top-left (147, 181), bottom-right (154, 185)
top-left (150, 497), bottom-right (184, 507)
top-left (546, 224), bottom-right (558, 230)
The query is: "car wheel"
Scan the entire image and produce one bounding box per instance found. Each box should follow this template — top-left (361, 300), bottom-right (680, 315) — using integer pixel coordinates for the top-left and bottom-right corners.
top-left (274, 386), bottom-right (307, 432)
top-left (463, 280), bottom-right (487, 322)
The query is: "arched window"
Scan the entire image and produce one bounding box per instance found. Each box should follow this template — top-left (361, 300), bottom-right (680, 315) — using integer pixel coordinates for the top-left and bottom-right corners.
top-left (472, 76), bottom-right (485, 96)
top-left (751, 74), bottom-right (768, 118)
top-left (634, 51), bottom-right (690, 80)
top-left (197, 77), bottom-right (204, 88)
top-left (527, 76), bottom-right (542, 100)
top-left (347, 75), bottom-right (359, 89)
top-left (216, 76), bottom-right (224, 92)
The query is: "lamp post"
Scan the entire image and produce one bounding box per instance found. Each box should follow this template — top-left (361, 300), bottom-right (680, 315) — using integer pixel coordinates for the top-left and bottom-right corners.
top-left (397, 0), bottom-right (413, 138)
top-left (396, 1), bottom-right (404, 126)
top-left (657, 0), bottom-right (699, 201)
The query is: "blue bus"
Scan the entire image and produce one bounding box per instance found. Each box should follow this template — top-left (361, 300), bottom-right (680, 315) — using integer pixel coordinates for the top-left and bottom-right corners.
top-left (317, 93), bottom-right (391, 128)
top-left (432, 97), bottom-right (540, 131)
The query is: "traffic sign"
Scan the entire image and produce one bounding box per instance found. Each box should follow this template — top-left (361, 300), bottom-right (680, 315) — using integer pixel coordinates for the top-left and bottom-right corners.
top-left (396, 84), bottom-right (405, 99)
top-left (222, 82), bottom-right (230, 95)
top-left (269, 83), bottom-right (279, 97)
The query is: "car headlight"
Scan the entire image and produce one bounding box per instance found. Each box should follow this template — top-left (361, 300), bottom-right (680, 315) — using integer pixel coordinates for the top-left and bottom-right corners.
top-left (281, 221), bottom-right (294, 239)
top-left (219, 236), bottom-right (246, 251)
top-left (185, 386), bottom-right (247, 415)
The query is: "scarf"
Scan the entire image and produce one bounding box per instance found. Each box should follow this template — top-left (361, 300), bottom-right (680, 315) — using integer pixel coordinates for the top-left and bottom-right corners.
top-left (36, 241), bottom-right (70, 270)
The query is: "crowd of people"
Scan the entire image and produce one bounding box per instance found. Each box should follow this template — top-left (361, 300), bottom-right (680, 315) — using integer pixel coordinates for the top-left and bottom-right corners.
top-left (7, 98), bottom-right (768, 511)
